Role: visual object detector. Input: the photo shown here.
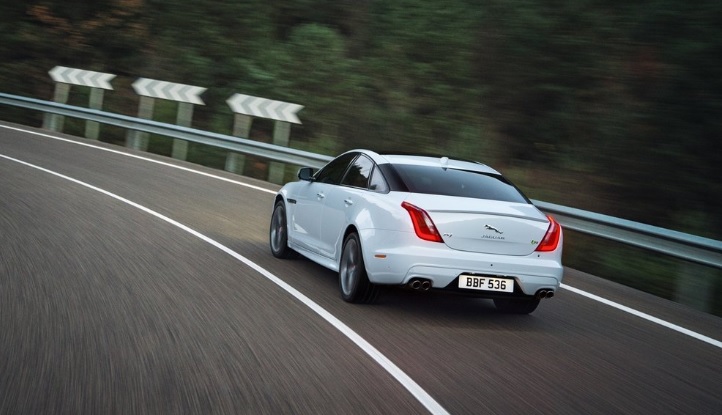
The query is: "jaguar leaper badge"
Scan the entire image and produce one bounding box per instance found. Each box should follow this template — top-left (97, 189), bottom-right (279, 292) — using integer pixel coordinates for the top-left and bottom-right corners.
top-left (484, 224), bottom-right (503, 234)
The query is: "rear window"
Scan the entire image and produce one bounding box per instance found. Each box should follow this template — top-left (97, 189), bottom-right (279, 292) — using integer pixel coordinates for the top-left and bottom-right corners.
top-left (392, 164), bottom-right (530, 203)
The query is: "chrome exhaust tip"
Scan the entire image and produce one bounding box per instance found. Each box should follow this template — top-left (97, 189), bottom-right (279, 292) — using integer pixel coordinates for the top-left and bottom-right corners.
top-left (536, 289), bottom-right (555, 299)
top-left (407, 278), bottom-right (432, 291)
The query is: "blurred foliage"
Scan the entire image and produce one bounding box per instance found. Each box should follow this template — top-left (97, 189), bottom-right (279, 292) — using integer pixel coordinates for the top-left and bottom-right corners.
top-left (564, 231), bottom-right (722, 317)
top-left (1, 1), bottom-right (721, 311)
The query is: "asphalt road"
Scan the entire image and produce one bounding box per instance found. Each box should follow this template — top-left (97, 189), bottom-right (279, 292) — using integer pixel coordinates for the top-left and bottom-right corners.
top-left (1, 122), bottom-right (721, 415)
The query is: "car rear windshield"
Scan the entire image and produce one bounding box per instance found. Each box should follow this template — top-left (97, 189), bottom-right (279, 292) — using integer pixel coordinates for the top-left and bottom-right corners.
top-left (391, 164), bottom-right (530, 203)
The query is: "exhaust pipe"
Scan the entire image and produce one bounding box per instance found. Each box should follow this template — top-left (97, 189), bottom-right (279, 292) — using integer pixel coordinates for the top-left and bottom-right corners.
top-left (536, 289), bottom-right (555, 299)
top-left (407, 278), bottom-right (432, 291)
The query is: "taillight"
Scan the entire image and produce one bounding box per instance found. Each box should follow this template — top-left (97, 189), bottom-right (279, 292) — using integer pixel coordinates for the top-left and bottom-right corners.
top-left (401, 202), bottom-right (443, 243)
top-left (536, 215), bottom-right (561, 252)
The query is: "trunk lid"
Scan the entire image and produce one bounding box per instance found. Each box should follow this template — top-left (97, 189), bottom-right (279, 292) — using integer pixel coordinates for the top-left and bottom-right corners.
top-left (404, 195), bottom-right (550, 255)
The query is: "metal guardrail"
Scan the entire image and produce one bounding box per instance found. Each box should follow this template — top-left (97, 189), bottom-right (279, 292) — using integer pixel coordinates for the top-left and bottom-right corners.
top-left (0, 93), bottom-right (331, 169)
top-left (534, 201), bottom-right (722, 269)
top-left (1, 92), bottom-right (721, 271)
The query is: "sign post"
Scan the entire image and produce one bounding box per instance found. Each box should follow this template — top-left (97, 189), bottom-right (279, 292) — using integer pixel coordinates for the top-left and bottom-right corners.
top-left (44, 66), bottom-right (115, 139)
top-left (225, 113), bottom-right (253, 174)
top-left (226, 93), bottom-right (303, 182)
top-left (129, 78), bottom-right (206, 160)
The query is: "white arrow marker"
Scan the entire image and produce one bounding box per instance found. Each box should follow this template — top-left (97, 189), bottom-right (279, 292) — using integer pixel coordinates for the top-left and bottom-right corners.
top-left (132, 78), bottom-right (206, 105)
top-left (49, 66), bottom-right (115, 90)
top-left (227, 93), bottom-right (303, 124)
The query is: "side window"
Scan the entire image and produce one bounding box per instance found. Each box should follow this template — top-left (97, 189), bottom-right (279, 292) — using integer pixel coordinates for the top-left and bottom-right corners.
top-left (369, 166), bottom-right (389, 193)
top-left (341, 155), bottom-right (373, 188)
top-left (314, 153), bottom-right (357, 184)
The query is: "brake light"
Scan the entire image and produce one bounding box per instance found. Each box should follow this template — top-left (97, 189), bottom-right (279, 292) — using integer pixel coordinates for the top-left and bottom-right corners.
top-left (536, 215), bottom-right (561, 252)
top-left (401, 202), bottom-right (443, 243)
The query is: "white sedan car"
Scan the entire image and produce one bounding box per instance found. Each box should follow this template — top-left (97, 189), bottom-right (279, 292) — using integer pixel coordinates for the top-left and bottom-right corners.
top-left (269, 150), bottom-right (563, 314)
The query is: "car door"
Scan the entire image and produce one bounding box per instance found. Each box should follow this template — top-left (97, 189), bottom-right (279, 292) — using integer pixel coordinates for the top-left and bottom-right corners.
top-left (290, 152), bottom-right (357, 254)
top-left (318, 154), bottom-right (375, 259)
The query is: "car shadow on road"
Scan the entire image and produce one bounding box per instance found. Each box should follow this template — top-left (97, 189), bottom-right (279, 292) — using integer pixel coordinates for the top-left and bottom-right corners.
top-left (252, 246), bottom-right (555, 331)
top-left (331, 283), bottom-right (558, 334)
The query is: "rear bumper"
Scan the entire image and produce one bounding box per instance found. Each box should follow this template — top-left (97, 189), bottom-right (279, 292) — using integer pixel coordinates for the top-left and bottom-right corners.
top-left (361, 229), bottom-right (563, 296)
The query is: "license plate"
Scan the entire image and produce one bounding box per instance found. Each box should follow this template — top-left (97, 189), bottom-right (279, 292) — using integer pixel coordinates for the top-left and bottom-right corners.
top-left (458, 275), bottom-right (514, 293)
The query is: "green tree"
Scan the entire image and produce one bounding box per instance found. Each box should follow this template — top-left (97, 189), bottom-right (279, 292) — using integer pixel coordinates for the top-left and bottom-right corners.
top-left (271, 23), bottom-right (364, 154)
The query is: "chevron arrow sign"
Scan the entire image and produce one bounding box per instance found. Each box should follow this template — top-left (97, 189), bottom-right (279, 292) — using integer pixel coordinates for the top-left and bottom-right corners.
top-left (132, 78), bottom-right (206, 105)
top-left (49, 66), bottom-right (115, 90)
top-left (226, 93), bottom-right (303, 124)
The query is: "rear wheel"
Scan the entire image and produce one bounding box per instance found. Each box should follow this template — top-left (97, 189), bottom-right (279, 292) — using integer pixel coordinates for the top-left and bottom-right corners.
top-left (339, 233), bottom-right (379, 304)
top-left (269, 201), bottom-right (296, 259)
top-left (493, 297), bottom-right (540, 314)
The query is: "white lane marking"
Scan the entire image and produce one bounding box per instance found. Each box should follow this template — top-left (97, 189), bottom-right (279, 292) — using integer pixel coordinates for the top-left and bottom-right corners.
top-left (0, 124), bottom-right (277, 195)
top-left (562, 284), bottom-right (721, 349)
top-left (3, 123), bottom-right (721, 351)
top-left (0, 152), bottom-right (450, 415)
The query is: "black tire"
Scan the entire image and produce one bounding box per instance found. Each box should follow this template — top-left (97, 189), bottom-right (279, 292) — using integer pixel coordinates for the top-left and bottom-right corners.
top-left (493, 297), bottom-right (541, 314)
top-left (269, 201), bottom-right (296, 259)
top-left (338, 233), bottom-right (379, 304)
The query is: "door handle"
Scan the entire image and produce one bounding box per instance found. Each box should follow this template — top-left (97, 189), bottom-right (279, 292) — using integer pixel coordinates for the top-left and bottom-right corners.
top-left (344, 198), bottom-right (353, 206)
top-left (317, 192), bottom-right (325, 199)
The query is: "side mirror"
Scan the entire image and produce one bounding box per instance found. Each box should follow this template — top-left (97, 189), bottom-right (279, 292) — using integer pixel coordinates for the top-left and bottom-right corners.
top-left (298, 167), bottom-right (315, 181)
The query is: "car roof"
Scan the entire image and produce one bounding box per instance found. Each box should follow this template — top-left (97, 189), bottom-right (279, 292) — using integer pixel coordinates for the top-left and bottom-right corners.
top-left (347, 149), bottom-right (501, 175)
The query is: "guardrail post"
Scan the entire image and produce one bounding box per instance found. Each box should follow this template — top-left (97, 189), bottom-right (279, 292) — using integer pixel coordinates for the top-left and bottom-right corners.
top-left (43, 82), bottom-right (70, 132)
top-left (675, 263), bottom-right (714, 313)
top-left (129, 78), bottom-right (206, 160)
top-left (173, 102), bottom-right (194, 159)
top-left (127, 96), bottom-right (155, 151)
top-left (43, 66), bottom-right (115, 139)
top-left (225, 114), bottom-right (253, 174)
top-left (226, 93), bottom-right (303, 183)
top-left (269, 121), bottom-right (291, 183)
top-left (86, 88), bottom-right (105, 139)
